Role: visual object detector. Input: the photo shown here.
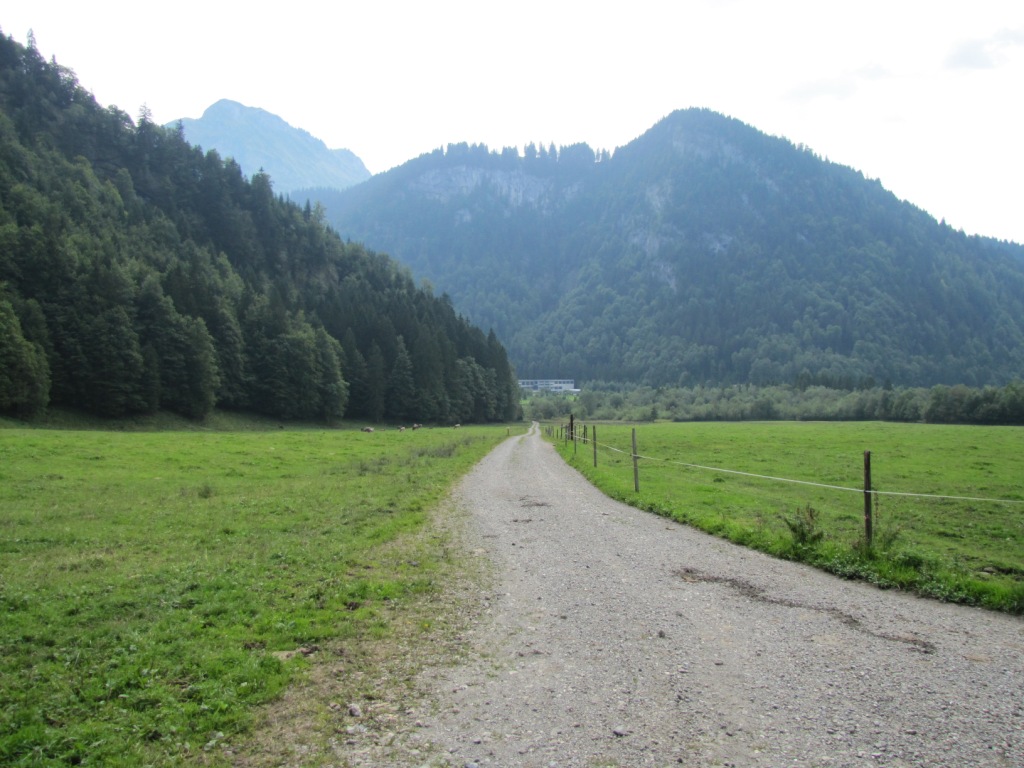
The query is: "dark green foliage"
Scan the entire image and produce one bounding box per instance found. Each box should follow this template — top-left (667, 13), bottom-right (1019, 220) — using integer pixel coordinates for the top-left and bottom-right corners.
top-left (0, 289), bottom-right (49, 416)
top-left (136, 276), bottom-right (219, 418)
top-left (363, 342), bottom-right (387, 422)
top-left (313, 327), bottom-right (348, 423)
top-left (782, 505), bottom-right (825, 549)
top-left (386, 335), bottom-right (417, 421)
top-left (79, 306), bottom-right (148, 417)
top-left (527, 380), bottom-right (1024, 426)
top-left (321, 110), bottom-right (1024, 390)
top-left (0, 31), bottom-right (519, 423)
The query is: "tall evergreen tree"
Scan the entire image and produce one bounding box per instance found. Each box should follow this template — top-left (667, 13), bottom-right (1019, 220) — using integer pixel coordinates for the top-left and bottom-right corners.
top-left (386, 335), bottom-right (416, 421)
top-left (0, 292), bottom-right (50, 416)
top-left (339, 328), bottom-right (371, 419)
top-left (313, 326), bottom-right (348, 423)
top-left (80, 306), bottom-right (147, 417)
top-left (364, 342), bottom-right (387, 422)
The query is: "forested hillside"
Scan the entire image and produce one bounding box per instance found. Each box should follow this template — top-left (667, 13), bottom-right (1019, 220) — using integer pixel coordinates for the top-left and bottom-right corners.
top-left (320, 110), bottom-right (1024, 389)
top-left (0, 31), bottom-right (520, 423)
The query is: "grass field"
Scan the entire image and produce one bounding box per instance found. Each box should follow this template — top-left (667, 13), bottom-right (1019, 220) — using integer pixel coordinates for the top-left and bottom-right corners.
top-left (550, 420), bottom-right (1024, 613)
top-left (0, 418), bottom-right (521, 766)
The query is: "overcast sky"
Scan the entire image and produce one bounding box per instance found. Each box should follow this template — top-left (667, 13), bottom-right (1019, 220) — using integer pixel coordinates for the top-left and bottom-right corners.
top-left (4, 1), bottom-right (1023, 243)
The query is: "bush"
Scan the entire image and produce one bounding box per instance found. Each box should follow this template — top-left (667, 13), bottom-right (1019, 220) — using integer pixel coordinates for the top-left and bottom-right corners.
top-left (782, 504), bottom-right (825, 548)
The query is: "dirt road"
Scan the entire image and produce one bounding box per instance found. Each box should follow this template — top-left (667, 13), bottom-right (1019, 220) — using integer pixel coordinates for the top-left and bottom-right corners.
top-left (351, 424), bottom-right (1024, 767)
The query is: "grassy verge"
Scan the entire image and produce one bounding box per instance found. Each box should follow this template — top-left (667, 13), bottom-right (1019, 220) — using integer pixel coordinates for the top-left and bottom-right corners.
top-left (0, 416), bottom-right (521, 766)
top-left (549, 421), bottom-right (1024, 613)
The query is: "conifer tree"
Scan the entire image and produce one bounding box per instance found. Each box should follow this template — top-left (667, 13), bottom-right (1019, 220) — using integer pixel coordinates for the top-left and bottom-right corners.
top-left (386, 335), bottom-right (416, 421)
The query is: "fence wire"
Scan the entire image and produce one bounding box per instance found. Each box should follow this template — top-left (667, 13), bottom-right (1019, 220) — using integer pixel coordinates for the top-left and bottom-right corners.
top-left (568, 429), bottom-right (1024, 505)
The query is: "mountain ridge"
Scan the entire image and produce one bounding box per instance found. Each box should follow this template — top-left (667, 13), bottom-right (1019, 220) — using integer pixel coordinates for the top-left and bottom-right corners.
top-left (171, 99), bottom-right (370, 194)
top-left (314, 109), bottom-right (1024, 388)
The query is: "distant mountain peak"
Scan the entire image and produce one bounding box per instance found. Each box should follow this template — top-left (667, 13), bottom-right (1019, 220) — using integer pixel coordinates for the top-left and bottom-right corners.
top-left (170, 100), bottom-right (370, 194)
top-left (198, 99), bottom-right (260, 123)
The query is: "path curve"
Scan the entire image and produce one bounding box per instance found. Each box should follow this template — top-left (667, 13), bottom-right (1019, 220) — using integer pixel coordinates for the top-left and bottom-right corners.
top-left (383, 424), bottom-right (1023, 766)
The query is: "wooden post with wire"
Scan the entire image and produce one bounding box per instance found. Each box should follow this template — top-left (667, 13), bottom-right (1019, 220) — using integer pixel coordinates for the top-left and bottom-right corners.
top-left (632, 427), bottom-right (640, 492)
top-left (593, 425), bottom-right (598, 467)
top-left (863, 450), bottom-right (873, 546)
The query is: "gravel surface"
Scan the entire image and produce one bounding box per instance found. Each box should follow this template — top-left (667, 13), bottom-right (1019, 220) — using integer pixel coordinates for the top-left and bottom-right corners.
top-left (348, 424), bottom-right (1024, 767)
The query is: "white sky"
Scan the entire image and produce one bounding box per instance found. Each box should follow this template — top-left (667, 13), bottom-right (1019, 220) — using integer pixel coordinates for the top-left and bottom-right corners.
top-left (4, 1), bottom-right (1023, 243)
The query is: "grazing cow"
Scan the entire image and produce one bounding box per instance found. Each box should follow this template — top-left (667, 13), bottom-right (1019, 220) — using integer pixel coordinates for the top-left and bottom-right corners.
top-left (361, 427), bottom-right (374, 433)
top-left (453, 423), bottom-right (461, 429)
top-left (412, 423), bottom-right (422, 430)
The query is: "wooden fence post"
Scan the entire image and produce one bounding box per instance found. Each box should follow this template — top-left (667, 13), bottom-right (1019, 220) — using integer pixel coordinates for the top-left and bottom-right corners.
top-left (632, 427), bottom-right (640, 492)
top-left (864, 450), bottom-right (873, 546)
top-left (593, 424), bottom-right (598, 468)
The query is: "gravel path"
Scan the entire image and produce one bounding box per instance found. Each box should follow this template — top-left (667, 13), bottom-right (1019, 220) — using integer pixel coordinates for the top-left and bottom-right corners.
top-left (364, 424), bottom-right (1024, 767)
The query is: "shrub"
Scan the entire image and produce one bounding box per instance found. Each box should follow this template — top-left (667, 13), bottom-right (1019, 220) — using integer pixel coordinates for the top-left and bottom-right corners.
top-left (782, 504), bottom-right (825, 548)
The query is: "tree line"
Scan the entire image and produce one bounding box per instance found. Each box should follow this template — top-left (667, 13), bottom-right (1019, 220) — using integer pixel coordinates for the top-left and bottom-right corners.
top-left (525, 381), bottom-right (1024, 426)
top-left (0, 31), bottom-right (520, 423)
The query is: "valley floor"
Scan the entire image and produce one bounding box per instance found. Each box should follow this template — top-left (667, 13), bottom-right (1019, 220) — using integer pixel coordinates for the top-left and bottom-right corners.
top-left (323, 424), bottom-right (1023, 767)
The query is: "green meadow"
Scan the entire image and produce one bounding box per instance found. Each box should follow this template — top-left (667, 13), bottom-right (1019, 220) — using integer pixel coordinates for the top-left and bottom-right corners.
top-left (0, 419), bottom-right (520, 766)
top-left (4, 417), bottom-right (1021, 766)
top-left (552, 421), bottom-right (1024, 613)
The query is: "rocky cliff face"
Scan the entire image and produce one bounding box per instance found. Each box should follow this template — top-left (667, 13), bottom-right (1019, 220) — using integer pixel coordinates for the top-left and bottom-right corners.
top-left (409, 165), bottom-right (576, 214)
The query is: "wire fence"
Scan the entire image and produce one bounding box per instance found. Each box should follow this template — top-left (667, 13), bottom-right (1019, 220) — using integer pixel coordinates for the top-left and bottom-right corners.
top-left (545, 421), bottom-right (1024, 568)
top-left (551, 421), bottom-right (1024, 504)
top-left (621, 441), bottom-right (1024, 505)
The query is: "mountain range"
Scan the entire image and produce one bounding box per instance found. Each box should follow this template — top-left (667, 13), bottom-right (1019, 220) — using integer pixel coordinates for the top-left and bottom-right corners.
top-left (170, 99), bottom-right (370, 194)
top-left (310, 110), bottom-right (1024, 389)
